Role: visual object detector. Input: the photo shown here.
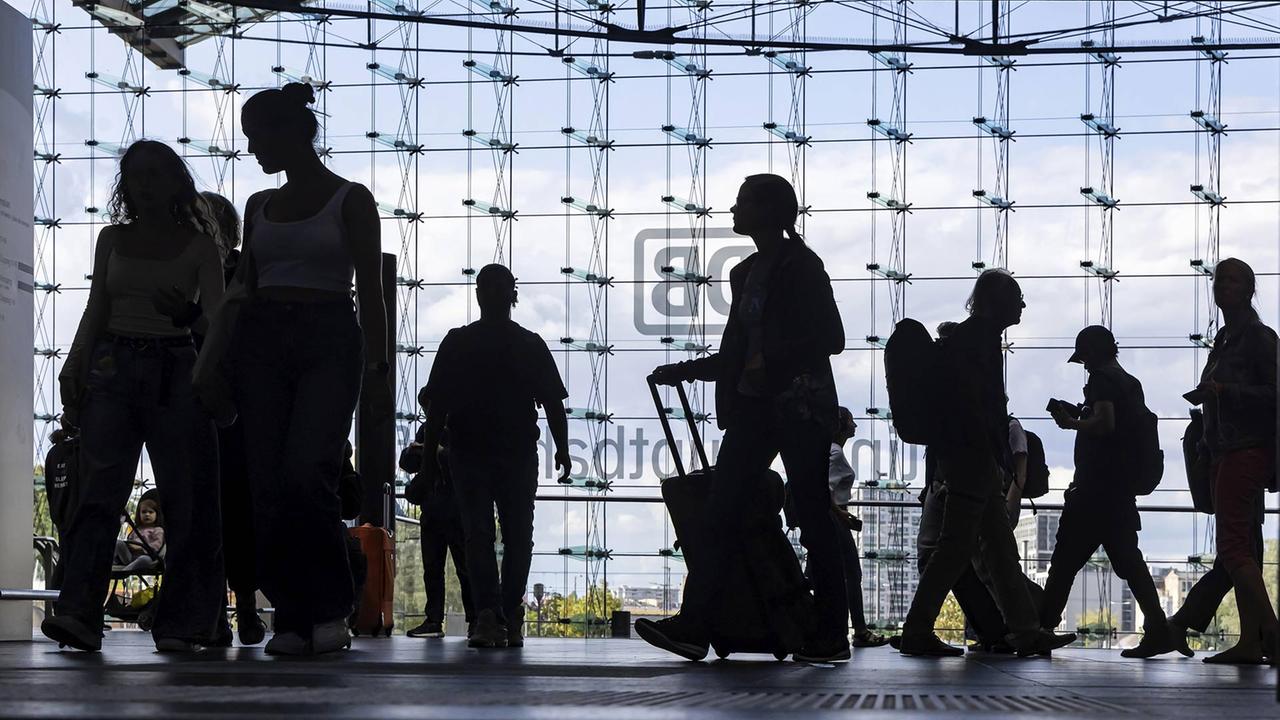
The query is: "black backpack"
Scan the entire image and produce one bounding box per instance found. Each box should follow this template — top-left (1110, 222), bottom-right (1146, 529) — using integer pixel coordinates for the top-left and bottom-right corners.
top-left (1022, 430), bottom-right (1050, 499)
top-left (884, 318), bottom-right (947, 445)
top-left (1131, 404), bottom-right (1165, 496)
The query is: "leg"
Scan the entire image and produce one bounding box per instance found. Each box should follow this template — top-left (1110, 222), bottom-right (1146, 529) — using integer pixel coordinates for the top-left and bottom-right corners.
top-left (54, 344), bottom-right (145, 631)
top-left (971, 491), bottom-right (1039, 640)
top-left (952, 563), bottom-right (1009, 643)
top-left (779, 421), bottom-right (849, 647)
top-left (1039, 503), bottom-right (1101, 632)
top-left (493, 453), bottom-right (538, 629)
top-left (218, 420), bottom-right (256, 603)
top-left (1211, 448), bottom-right (1278, 661)
top-left (1103, 529), bottom-right (1167, 634)
top-left (451, 453), bottom-right (501, 619)
top-left (421, 524), bottom-right (448, 624)
top-left (902, 480), bottom-right (985, 638)
top-left (144, 347), bottom-right (226, 643)
top-left (446, 516), bottom-right (476, 624)
top-left (834, 517), bottom-right (867, 633)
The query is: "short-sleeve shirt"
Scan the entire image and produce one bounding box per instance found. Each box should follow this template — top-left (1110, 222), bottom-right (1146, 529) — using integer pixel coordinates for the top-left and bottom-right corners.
top-left (1008, 417), bottom-right (1028, 457)
top-left (1073, 364), bottom-right (1143, 494)
top-left (422, 319), bottom-right (568, 454)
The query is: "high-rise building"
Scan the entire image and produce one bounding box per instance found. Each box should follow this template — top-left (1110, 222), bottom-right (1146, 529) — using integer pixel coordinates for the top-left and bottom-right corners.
top-left (856, 484), bottom-right (921, 628)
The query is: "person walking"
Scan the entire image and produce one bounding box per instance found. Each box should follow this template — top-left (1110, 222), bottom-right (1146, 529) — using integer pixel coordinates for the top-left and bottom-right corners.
top-left (639, 173), bottom-right (852, 663)
top-left (828, 407), bottom-right (889, 649)
top-left (41, 140), bottom-right (226, 653)
top-left (1039, 325), bottom-right (1171, 658)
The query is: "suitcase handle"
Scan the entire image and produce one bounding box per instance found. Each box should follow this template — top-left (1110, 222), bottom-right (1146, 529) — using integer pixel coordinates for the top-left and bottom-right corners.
top-left (647, 376), bottom-right (710, 479)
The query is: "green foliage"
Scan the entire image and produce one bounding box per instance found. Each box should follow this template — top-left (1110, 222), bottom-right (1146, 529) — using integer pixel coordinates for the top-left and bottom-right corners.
top-left (1206, 540), bottom-right (1279, 649)
top-left (935, 592), bottom-right (966, 643)
top-left (525, 585), bottom-right (622, 638)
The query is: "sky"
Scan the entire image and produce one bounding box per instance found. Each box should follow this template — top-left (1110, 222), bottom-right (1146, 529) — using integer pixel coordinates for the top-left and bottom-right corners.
top-left (14, 0), bottom-right (1280, 604)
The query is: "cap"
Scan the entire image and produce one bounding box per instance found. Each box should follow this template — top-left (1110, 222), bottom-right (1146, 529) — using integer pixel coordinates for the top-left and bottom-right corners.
top-left (1068, 325), bottom-right (1117, 364)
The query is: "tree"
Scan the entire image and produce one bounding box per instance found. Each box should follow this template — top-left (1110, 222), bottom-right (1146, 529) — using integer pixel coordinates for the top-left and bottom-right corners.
top-left (935, 592), bottom-right (967, 643)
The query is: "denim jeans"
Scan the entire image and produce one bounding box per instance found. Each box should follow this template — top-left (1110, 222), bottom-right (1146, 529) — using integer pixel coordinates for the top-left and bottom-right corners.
top-left (56, 338), bottom-right (225, 642)
top-left (233, 300), bottom-right (363, 634)
top-left (449, 449), bottom-right (538, 628)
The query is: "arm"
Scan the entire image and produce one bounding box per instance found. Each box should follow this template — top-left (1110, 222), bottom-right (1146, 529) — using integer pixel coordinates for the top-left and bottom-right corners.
top-left (1218, 326), bottom-right (1278, 413)
top-left (60, 227), bottom-right (116, 420)
top-left (543, 397), bottom-right (572, 482)
top-left (187, 236), bottom-right (226, 336)
top-left (1005, 452), bottom-right (1027, 522)
top-left (343, 185), bottom-right (388, 370)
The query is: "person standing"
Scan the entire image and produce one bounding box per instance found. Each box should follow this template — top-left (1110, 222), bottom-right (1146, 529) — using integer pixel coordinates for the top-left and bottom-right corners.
top-left (639, 173), bottom-right (851, 663)
top-left (1040, 325), bottom-right (1171, 658)
top-left (41, 140), bottom-right (226, 653)
top-left (828, 408), bottom-right (888, 649)
top-left (400, 427), bottom-right (476, 638)
top-left (1190, 258), bottom-right (1277, 665)
top-left (202, 82), bottom-right (392, 656)
top-left (898, 270), bottom-right (1074, 657)
top-left (417, 264), bottom-right (571, 649)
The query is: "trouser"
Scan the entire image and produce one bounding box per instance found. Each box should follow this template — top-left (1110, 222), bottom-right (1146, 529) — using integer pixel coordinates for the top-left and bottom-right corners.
top-left (218, 419), bottom-right (256, 601)
top-left (56, 339), bottom-right (224, 642)
top-left (1212, 448), bottom-right (1275, 575)
top-left (1040, 495), bottom-right (1166, 634)
top-left (903, 451), bottom-right (1038, 643)
top-left (1171, 502), bottom-right (1265, 632)
top-left (916, 482), bottom-right (1010, 642)
top-left (450, 449), bottom-right (538, 628)
top-left (421, 504), bottom-right (475, 624)
top-left (685, 398), bottom-right (848, 645)
top-left (834, 513), bottom-right (869, 633)
top-left (234, 300), bottom-right (363, 635)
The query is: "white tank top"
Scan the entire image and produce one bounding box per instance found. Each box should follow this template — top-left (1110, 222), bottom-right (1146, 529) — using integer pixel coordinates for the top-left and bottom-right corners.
top-left (252, 183), bottom-right (357, 293)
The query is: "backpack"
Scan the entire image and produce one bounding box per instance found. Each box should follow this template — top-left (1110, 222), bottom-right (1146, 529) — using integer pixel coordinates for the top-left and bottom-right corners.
top-left (1022, 430), bottom-right (1051, 499)
top-left (1131, 404), bottom-right (1165, 496)
top-left (884, 318), bottom-right (946, 445)
top-left (43, 434), bottom-right (80, 536)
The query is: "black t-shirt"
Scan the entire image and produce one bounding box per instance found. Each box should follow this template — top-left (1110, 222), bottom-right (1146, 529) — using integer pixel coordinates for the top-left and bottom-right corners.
top-left (1072, 364), bottom-right (1144, 494)
top-left (422, 318), bottom-right (567, 454)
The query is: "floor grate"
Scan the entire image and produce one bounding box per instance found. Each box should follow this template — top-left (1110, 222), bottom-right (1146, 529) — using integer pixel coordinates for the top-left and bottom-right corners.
top-left (0, 683), bottom-right (1133, 713)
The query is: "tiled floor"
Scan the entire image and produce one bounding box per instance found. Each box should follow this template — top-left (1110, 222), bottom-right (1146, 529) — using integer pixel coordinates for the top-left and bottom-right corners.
top-left (0, 631), bottom-right (1275, 718)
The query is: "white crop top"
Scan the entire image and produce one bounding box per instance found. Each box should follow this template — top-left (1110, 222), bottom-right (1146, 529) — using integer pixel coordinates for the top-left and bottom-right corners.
top-left (252, 183), bottom-right (357, 293)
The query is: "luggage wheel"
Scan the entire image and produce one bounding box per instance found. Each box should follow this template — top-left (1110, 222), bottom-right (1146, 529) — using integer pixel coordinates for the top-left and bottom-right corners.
top-left (773, 651), bottom-right (789, 661)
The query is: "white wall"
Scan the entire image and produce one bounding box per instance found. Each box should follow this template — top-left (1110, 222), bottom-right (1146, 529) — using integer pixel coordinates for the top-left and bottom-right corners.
top-left (0, 0), bottom-right (35, 641)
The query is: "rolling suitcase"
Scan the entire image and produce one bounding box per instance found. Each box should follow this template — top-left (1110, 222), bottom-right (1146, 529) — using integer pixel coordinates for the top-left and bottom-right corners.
top-left (348, 483), bottom-right (396, 637)
top-left (649, 378), bottom-right (814, 660)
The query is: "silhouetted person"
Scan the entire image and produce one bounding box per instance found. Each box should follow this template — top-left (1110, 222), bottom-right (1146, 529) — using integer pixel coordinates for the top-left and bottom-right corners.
top-left (417, 264), bottom-right (571, 649)
top-left (155, 191), bottom-right (264, 647)
top-left (42, 140), bottom-right (226, 653)
top-left (828, 407), bottom-right (888, 648)
top-left (1186, 258), bottom-right (1277, 665)
top-left (899, 270), bottom-right (1074, 657)
top-left (400, 426), bottom-right (475, 638)
top-left (1040, 325), bottom-right (1170, 657)
top-left (200, 82), bottom-right (391, 656)
top-left (641, 173), bottom-right (851, 663)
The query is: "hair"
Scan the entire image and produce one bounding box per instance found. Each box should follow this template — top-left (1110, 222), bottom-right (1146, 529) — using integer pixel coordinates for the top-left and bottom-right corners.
top-left (476, 263), bottom-right (518, 308)
top-left (199, 191), bottom-right (241, 262)
top-left (936, 321), bottom-right (959, 338)
top-left (741, 173), bottom-right (804, 243)
top-left (106, 140), bottom-right (213, 236)
top-left (965, 268), bottom-right (1020, 317)
top-left (242, 82), bottom-right (319, 142)
top-left (137, 497), bottom-right (163, 528)
top-left (1214, 257), bottom-right (1257, 298)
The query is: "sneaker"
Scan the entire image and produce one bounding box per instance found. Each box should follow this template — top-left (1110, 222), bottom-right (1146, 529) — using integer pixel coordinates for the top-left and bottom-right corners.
top-left (467, 609), bottom-right (509, 649)
top-left (41, 616), bottom-right (102, 653)
top-left (898, 633), bottom-right (964, 657)
top-left (407, 621), bottom-right (445, 639)
top-left (154, 637), bottom-right (204, 653)
top-left (634, 615), bottom-right (709, 662)
top-left (794, 642), bottom-right (852, 663)
top-left (1122, 628), bottom-right (1174, 659)
top-left (851, 629), bottom-right (890, 649)
top-left (968, 638), bottom-right (1016, 654)
top-left (311, 619), bottom-right (352, 655)
top-left (507, 623), bottom-right (524, 648)
top-left (1015, 630), bottom-right (1076, 658)
top-left (264, 632), bottom-right (310, 656)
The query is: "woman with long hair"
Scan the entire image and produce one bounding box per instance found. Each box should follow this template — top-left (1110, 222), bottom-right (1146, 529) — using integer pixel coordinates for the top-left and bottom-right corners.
top-left (210, 82), bottom-right (390, 656)
top-left (1196, 258), bottom-right (1277, 665)
top-left (42, 140), bottom-right (226, 653)
top-left (640, 173), bottom-right (851, 662)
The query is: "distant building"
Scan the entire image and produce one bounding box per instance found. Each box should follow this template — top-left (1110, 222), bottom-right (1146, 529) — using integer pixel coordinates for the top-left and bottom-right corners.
top-left (856, 483), bottom-right (921, 628)
top-left (1014, 511), bottom-right (1060, 574)
top-left (616, 584), bottom-right (679, 613)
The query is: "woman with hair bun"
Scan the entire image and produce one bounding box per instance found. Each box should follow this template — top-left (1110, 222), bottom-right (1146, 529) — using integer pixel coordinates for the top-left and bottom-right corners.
top-left (206, 82), bottom-right (390, 656)
top-left (43, 139), bottom-right (226, 653)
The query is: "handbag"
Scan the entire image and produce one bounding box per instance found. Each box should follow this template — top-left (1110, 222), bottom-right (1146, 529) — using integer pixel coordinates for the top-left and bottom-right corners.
top-left (1183, 409), bottom-right (1214, 514)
